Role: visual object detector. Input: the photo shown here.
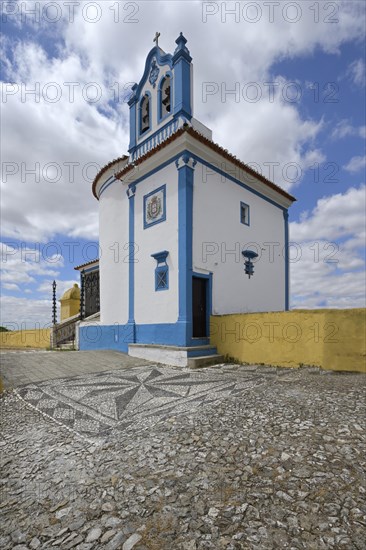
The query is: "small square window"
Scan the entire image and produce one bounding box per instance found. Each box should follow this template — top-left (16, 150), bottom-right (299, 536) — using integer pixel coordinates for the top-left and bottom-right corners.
top-left (155, 266), bottom-right (168, 291)
top-left (240, 202), bottom-right (250, 226)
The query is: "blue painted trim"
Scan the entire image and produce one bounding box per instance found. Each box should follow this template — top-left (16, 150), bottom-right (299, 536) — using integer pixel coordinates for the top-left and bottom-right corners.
top-left (128, 90), bottom-right (137, 150)
top-left (79, 324), bottom-right (129, 352)
top-left (97, 175), bottom-right (116, 198)
top-left (283, 210), bottom-right (289, 310)
top-left (138, 91), bottom-right (151, 137)
top-left (99, 149), bottom-right (287, 212)
top-left (136, 323), bottom-right (207, 347)
top-left (103, 149), bottom-right (288, 212)
top-left (143, 184), bottom-right (166, 229)
top-left (136, 323), bottom-right (187, 346)
top-left (191, 154), bottom-right (287, 212)
top-left (128, 117), bottom-right (180, 156)
top-left (240, 201), bottom-right (250, 226)
top-left (172, 57), bottom-right (192, 121)
top-left (131, 47), bottom-right (173, 103)
top-left (79, 322), bottom-right (211, 350)
top-left (151, 250), bottom-right (169, 263)
top-left (172, 33), bottom-right (192, 120)
top-left (126, 155), bottom-right (178, 187)
top-left (192, 271), bottom-right (213, 339)
top-left (173, 33), bottom-right (192, 63)
top-left (158, 71), bottom-right (173, 123)
top-left (127, 186), bottom-right (136, 342)
top-left (177, 158), bottom-right (194, 344)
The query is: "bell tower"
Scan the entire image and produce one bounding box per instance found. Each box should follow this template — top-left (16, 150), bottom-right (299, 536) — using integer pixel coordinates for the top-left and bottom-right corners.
top-left (127, 32), bottom-right (193, 161)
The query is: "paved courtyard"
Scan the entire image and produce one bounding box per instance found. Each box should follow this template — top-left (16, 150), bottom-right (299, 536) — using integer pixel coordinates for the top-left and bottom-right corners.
top-left (0, 350), bottom-right (146, 388)
top-left (0, 351), bottom-right (365, 549)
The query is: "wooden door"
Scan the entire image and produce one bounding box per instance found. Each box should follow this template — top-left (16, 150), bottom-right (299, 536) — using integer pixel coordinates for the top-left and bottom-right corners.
top-left (192, 277), bottom-right (207, 337)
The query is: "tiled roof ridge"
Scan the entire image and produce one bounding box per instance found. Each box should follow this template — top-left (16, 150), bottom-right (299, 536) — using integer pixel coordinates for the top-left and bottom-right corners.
top-left (93, 125), bottom-right (296, 203)
top-left (92, 155), bottom-right (129, 198)
top-left (74, 259), bottom-right (99, 270)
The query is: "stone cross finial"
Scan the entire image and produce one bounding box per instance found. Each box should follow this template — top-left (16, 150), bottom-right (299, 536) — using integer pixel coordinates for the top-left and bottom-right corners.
top-left (153, 32), bottom-right (160, 47)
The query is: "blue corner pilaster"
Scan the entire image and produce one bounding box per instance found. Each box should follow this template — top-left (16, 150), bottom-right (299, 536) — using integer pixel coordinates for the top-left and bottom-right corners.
top-left (283, 209), bottom-right (289, 311)
top-left (126, 185), bottom-right (136, 342)
top-left (176, 154), bottom-right (196, 344)
top-left (128, 84), bottom-right (138, 152)
top-left (172, 33), bottom-right (192, 121)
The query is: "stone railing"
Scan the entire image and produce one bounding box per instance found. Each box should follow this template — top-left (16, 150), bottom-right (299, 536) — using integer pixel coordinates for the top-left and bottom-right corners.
top-left (51, 313), bottom-right (80, 349)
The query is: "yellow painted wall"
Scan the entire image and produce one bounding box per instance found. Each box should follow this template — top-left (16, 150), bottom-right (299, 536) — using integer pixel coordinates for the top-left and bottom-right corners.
top-left (0, 329), bottom-right (51, 349)
top-left (60, 284), bottom-right (80, 321)
top-left (211, 309), bottom-right (366, 373)
top-left (60, 299), bottom-right (80, 321)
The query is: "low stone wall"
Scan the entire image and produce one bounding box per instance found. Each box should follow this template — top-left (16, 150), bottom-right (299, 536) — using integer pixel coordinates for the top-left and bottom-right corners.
top-left (210, 309), bottom-right (366, 373)
top-left (0, 329), bottom-right (51, 350)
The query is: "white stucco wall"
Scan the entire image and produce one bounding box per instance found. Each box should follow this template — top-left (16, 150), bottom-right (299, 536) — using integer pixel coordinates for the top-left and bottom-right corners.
top-left (192, 161), bottom-right (286, 314)
top-left (99, 180), bottom-right (129, 324)
top-left (134, 162), bottom-right (179, 324)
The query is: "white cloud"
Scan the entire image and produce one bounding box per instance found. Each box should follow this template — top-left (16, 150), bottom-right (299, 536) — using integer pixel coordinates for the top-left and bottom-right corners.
top-left (291, 185), bottom-right (366, 241)
top-left (0, 296), bottom-right (55, 329)
top-left (2, 0), bottom-right (365, 317)
top-left (37, 279), bottom-right (79, 298)
top-left (347, 58), bottom-right (366, 87)
top-left (343, 155), bottom-right (366, 173)
top-left (0, 241), bottom-right (64, 291)
top-left (331, 119), bottom-right (366, 140)
top-left (2, 283), bottom-right (21, 291)
top-left (290, 185), bottom-right (366, 308)
top-left (1, 0), bottom-right (365, 241)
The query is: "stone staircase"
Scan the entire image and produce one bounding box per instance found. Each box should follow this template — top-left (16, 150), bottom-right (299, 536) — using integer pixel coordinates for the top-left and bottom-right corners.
top-left (128, 343), bottom-right (224, 368)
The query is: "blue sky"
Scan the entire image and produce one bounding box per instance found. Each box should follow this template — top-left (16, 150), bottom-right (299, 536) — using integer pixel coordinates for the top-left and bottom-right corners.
top-left (1, 0), bottom-right (365, 327)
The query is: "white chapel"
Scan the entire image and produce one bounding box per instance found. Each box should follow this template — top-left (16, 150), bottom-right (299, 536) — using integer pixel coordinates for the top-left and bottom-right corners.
top-left (76, 33), bottom-right (296, 366)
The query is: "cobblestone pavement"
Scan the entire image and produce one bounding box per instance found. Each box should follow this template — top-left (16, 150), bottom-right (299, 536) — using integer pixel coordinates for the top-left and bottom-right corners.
top-left (0, 363), bottom-right (365, 549)
top-left (14, 365), bottom-right (269, 444)
top-left (0, 350), bottom-right (146, 388)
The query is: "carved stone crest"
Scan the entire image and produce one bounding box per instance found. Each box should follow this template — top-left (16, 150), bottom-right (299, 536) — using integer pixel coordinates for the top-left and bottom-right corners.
top-left (149, 59), bottom-right (160, 88)
top-left (147, 195), bottom-right (162, 221)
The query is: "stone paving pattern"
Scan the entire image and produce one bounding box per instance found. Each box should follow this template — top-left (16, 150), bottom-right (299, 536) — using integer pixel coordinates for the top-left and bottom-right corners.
top-left (0, 352), bottom-right (365, 549)
top-left (14, 365), bottom-right (269, 444)
top-left (0, 351), bottom-right (146, 388)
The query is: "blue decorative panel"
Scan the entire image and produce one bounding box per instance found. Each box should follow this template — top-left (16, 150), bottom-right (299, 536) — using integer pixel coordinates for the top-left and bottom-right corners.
top-left (144, 185), bottom-right (166, 228)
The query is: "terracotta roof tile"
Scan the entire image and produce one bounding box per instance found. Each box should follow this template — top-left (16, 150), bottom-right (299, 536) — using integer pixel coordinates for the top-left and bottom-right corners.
top-left (92, 155), bottom-right (128, 198)
top-left (93, 125), bottom-right (296, 204)
top-left (74, 259), bottom-right (99, 271)
top-left (186, 126), bottom-right (296, 202)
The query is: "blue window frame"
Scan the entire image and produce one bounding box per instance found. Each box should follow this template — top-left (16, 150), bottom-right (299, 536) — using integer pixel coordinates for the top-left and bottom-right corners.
top-left (240, 202), bottom-right (250, 226)
top-left (151, 251), bottom-right (169, 291)
top-left (155, 265), bottom-right (169, 291)
top-left (158, 72), bottom-right (173, 123)
top-left (139, 92), bottom-right (151, 136)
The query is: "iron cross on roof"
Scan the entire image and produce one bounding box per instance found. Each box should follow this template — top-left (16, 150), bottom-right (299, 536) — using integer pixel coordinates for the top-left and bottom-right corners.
top-left (153, 32), bottom-right (160, 47)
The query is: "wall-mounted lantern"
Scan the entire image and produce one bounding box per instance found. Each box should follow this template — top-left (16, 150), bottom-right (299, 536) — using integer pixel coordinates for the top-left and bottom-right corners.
top-left (242, 249), bottom-right (259, 279)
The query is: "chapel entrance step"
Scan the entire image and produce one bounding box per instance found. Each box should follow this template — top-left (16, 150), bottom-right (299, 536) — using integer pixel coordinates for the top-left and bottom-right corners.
top-left (128, 344), bottom-right (223, 368)
top-left (188, 354), bottom-right (225, 369)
